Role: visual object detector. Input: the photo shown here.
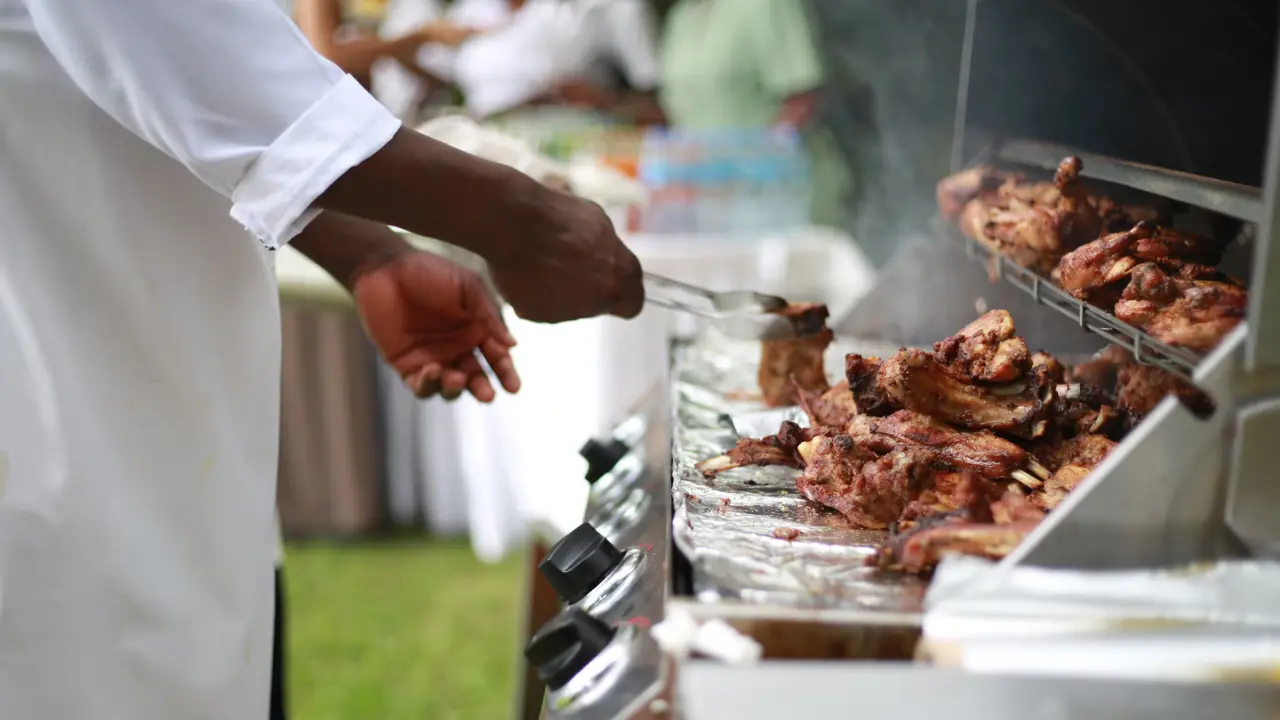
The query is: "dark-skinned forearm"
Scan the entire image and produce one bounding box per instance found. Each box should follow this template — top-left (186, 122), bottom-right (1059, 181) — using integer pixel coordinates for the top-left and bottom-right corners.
top-left (291, 210), bottom-right (414, 292)
top-left (315, 128), bottom-right (541, 264)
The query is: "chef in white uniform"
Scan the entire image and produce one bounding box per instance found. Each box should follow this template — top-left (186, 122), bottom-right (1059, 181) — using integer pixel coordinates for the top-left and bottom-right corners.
top-left (0, 1), bottom-right (644, 719)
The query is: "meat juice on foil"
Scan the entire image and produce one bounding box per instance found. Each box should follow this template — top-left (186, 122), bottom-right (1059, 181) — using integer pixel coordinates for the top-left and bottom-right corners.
top-left (671, 335), bottom-right (930, 612)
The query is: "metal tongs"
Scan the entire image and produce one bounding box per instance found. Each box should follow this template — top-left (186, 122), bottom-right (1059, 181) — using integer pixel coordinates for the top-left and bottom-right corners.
top-left (643, 272), bottom-right (797, 340)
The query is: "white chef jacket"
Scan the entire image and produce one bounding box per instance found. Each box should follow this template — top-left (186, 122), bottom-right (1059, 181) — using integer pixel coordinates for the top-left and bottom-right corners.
top-left (0, 1), bottom-right (400, 718)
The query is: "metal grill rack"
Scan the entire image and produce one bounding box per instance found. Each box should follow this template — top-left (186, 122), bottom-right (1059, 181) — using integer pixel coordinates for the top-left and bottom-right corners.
top-left (955, 228), bottom-right (1202, 379)
top-left (942, 136), bottom-right (1268, 382)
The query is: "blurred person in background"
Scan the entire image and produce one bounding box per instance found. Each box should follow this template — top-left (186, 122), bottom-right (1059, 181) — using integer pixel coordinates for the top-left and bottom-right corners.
top-left (371, 0), bottom-right (513, 120)
top-left (451, 0), bottom-right (665, 127)
top-left (659, 0), bottom-right (852, 227)
top-left (294, 0), bottom-right (478, 88)
top-left (0, 2), bottom-right (644, 720)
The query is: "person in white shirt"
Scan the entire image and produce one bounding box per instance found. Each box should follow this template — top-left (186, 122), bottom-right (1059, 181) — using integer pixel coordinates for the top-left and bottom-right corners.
top-left (0, 1), bottom-right (645, 719)
top-left (371, 0), bottom-right (514, 120)
top-left (451, 0), bottom-right (665, 123)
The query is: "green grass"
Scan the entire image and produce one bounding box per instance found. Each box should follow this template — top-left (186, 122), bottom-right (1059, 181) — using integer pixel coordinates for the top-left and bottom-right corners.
top-left (285, 538), bottom-right (525, 720)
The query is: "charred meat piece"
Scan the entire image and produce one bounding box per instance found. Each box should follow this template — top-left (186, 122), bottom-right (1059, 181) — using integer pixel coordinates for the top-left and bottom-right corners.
top-left (899, 473), bottom-right (1002, 527)
top-left (877, 489), bottom-right (1046, 573)
top-left (883, 519), bottom-right (1040, 573)
top-left (758, 304), bottom-right (833, 407)
top-left (1056, 224), bottom-right (1145, 301)
top-left (845, 354), bottom-right (894, 416)
top-left (1115, 363), bottom-right (1214, 418)
top-left (936, 166), bottom-right (1015, 220)
top-left (1032, 433), bottom-right (1118, 473)
top-left (851, 410), bottom-right (1048, 486)
top-left (1032, 351), bottom-right (1067, 384)
top-left (1114, 263), bottom-right (1246, 353)
top-left (1033, 465), bottom-right (1091, 512)
top-left (933, 310), bottom-right (1031, 384)
top-left (1028, 434), bottom-right (1117, 511)
top-left (1057, 222), bottom-right (1227, 306)
top-left (1068, 346), bottom-right (1134, 392)
top-left (797, 434), bottom-right (1007, 530)
top-left (970, 157), bottom-right (1105, 274)
top-left (796, 379), bottom-right (856, 428)
top-left (877, 349), bottom-right (1054, 440)
top-left (795, 434), bottom-right (928, 529)
top-left (696, 421), bottom-right (825, 476)
top-left (1050, 396), bottom-right (1126, 440)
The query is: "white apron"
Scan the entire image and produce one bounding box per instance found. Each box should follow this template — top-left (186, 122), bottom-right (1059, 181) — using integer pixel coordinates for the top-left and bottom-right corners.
top-left (0, 0), bottom-right (399, 717)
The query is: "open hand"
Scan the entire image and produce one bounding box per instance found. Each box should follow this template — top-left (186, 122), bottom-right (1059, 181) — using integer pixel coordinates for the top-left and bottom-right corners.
top-left (353, 251), bottom-right (520, 402)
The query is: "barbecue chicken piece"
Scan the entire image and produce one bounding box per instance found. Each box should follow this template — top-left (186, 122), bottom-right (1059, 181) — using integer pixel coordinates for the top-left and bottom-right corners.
top-left (795, 434), bottom-right (1002, 530)
top-left (875, 490), bottom-right (1045, 574)
top-left (959, 157), bottom-right (1105, 275)
top-left (933, 310), bottom-right (1031, 384)
top-left (697, 420), bottom-right (824, 476)
top-left (845, 354), bottom-right (894, 417)
top-left (1056, 222), bottom-right (1226, 304)
top-left (877, 348), bottom-right (1054, 440)
top-left (1032, 351), bottom-right (1067, 384)
top-left (1068, 345), bottom-right (1134, 391)
top-left (848, 411), bottom-right (1048, 486)
top-left (1115, 363), bottom-right (1214, 418)
top-left (1028, 434), bottom-right (1118, 511)
top-left (1114, 263), bottom-right (1246, 353)
top-left (758, 303), bottom-right (833, 407)
top-left (1049, 391), bottom-right (1126, 440)
top-left (796, 379), bottom-right (856, 428)
top-left (936, 166), bottom-right (1016, 221)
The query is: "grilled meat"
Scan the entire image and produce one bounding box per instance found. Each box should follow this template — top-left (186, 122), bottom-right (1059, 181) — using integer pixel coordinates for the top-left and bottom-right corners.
top-left (796, 379), bottom-right (856, 428)
top-left (958, 157), bottom-right (1105, 275)
top-left (1114, 263), bottom-right (1246, 352)
top-left (795, 434), bottom-right (925, 529)
top-left (933, 310), bottom-right (1031, 384)
top-left (1032, 433), bottom-right (1118, 473)
top-left (1068, 345), bottom-right (1134, 391)
top-left (875, 488), bottom-right (1046, 574)
top-left (849, 411), bottom-right (1047, 485)
top-left (1028, 434), bottom-right (1117, 511)
top-left (1056, 222), bottom-right (1227, 306)
top-left (758, 303), bottom-right (833, 406)
top-left (795, 434), bottom-right (1002, 530)
top-left (936, 166), bottom-right (1015, 221)
top-left (696, 420), bottom-right (824, 476)
top-left (1115, 363), bottom-right (1214, 418)
top-left (1032, 351), bottom-right (1067, 384)
top-left (877, 348), bottom-right (1054, 440)
top-left (845, 354), bottom-right (894, 417)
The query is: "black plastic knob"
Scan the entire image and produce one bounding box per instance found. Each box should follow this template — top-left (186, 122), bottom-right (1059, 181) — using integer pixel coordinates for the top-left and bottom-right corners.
top-left (580, 438), bottom-right (629, 484)
top-left (525, 608), bottom-right (616, 691)
top-left (539, 523), bottom-right (625, 604)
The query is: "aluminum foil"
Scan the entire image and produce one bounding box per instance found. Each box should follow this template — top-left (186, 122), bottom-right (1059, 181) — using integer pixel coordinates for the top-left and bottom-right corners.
top-left (670, 334), bottom-right (929, 612)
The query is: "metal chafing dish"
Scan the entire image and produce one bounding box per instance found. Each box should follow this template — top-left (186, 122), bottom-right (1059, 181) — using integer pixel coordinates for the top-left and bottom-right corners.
top-left (518, 0), bottom-right (1280, 717)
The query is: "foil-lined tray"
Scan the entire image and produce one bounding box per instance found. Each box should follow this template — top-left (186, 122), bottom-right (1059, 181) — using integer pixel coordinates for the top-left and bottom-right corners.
top-left (670, 334), bottom-right (929, 612)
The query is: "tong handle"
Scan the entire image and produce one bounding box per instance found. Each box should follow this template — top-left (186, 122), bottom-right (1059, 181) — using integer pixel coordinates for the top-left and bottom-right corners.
top-left (644, 295), bottom-right (718, 319)
top-left (642, 272), bottom-right (716, 300)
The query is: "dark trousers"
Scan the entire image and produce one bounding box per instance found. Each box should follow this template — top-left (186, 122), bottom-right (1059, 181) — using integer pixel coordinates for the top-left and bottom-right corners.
top-left (271, 568), bottom-right (286, 720)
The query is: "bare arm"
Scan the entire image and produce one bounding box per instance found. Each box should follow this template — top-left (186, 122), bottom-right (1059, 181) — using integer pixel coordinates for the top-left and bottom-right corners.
top-left (313, 127), bottom-right (542, 264)
top-left (290, 211), bottom-right (415, 291)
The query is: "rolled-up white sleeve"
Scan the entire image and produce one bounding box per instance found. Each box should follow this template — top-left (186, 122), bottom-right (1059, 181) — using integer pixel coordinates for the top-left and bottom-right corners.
top-left (21, 0), bottom-right (403, 248)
